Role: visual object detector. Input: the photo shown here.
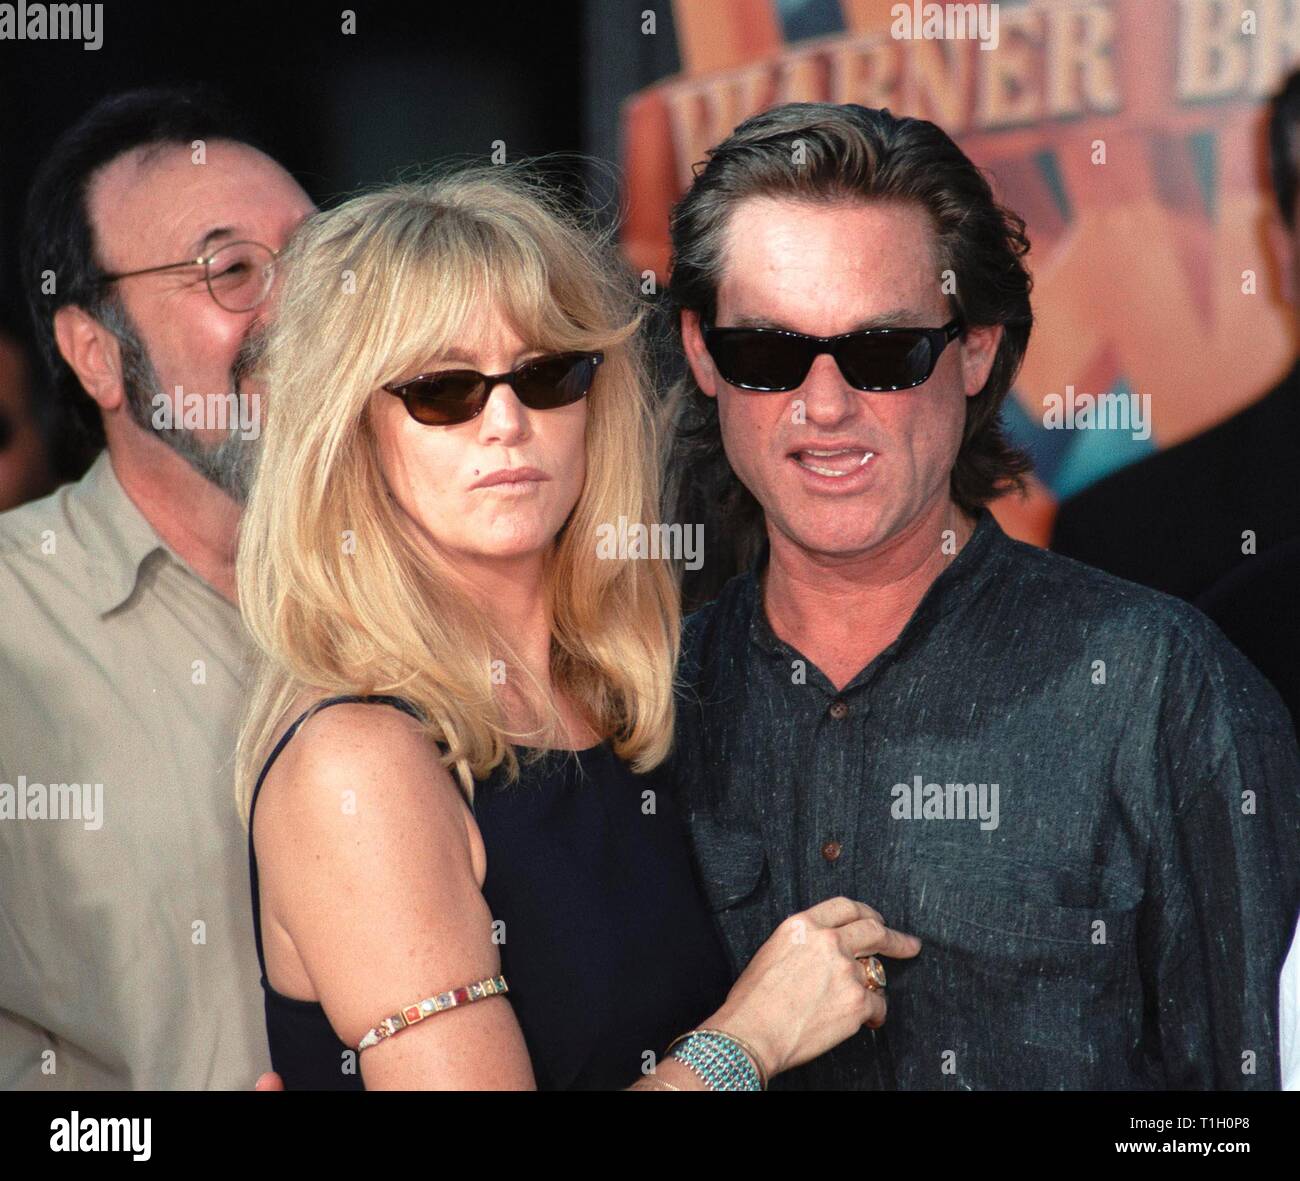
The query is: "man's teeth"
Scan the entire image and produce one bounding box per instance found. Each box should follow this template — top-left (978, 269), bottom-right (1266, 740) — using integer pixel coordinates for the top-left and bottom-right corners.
top-left (794, 449), bottom-right (875, 477)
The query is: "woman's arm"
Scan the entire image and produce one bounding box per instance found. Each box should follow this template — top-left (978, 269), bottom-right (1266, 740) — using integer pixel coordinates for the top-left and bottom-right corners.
top-left (254, 701), bottom-right (535, 1089)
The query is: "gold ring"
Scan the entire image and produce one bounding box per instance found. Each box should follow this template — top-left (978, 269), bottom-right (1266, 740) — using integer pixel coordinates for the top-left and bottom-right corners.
top-left (856, 955), bottom-right (886, 991)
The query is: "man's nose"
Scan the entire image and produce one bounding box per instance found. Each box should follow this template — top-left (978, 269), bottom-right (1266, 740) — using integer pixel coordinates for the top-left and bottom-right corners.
top-left (799, 352), bottom-right (858, 423)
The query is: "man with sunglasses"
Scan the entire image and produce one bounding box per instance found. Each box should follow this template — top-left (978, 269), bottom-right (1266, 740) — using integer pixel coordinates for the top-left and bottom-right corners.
top-left (668, 102), bottom-right (1300, 1090)
top-left (0, 87), bottom-right (313, 1088)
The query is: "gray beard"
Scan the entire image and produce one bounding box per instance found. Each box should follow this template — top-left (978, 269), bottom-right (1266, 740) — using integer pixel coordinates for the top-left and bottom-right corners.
top-left (116, 316), bottom-right (261, 504)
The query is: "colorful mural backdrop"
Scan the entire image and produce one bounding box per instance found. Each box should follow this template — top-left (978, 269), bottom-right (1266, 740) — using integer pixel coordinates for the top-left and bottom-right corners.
top-left (619, 0), bottom-right (1299, 543)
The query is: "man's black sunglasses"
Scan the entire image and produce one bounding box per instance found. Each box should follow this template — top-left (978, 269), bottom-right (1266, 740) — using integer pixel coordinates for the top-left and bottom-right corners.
top-left (383, 351), bottom-right (603, 426)
top-left (701, 319), bottom-right (964, 392)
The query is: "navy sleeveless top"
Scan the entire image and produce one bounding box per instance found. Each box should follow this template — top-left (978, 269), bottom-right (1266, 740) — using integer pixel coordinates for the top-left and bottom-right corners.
top-left (247, 694), bottom-right (732, 1090)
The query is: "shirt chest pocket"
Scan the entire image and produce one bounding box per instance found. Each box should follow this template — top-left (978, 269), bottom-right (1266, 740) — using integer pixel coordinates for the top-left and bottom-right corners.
top-left (688, 815), bottom-right (769, 912)
top-left (923, 886), bottom-right (1139, 980)
top-left (900, 859), bottom-right (1141, 976)
top-left (888, 864), bottom-right (1144, 1086)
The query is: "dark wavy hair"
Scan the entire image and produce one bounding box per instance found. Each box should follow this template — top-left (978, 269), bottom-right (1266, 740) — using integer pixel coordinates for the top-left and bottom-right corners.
top-left (666, 102), bottom-right (1034, 599)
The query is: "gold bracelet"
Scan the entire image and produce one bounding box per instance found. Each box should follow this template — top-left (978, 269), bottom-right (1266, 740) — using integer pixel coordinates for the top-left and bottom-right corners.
top-left (641, 1076), bottom-right (683, 1091)
top-left (356, 975), bottom-right (508, 1051)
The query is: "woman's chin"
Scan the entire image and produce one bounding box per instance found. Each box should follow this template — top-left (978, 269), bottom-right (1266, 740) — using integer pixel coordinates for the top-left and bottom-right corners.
top-left (415, 502), bottom-right (572, 567)
top-left (447, 528), bottom-right (556, 565)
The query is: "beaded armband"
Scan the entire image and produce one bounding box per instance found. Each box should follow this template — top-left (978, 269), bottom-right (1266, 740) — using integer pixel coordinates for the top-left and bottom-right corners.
top-left (356, 975), bottom-right (508, 1051)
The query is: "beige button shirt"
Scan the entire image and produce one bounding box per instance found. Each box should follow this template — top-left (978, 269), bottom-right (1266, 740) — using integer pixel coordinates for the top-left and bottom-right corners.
top-left (0, 451), bottom-right (269, 1088)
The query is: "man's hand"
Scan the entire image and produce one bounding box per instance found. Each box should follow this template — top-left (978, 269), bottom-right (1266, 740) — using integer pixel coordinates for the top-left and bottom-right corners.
top-left (255, 1072), bottom-right (285, 1091)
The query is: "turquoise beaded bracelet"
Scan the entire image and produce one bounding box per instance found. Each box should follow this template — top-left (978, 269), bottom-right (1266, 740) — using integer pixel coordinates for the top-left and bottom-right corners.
top-left (665, 1029), bottom-right (766, 1091)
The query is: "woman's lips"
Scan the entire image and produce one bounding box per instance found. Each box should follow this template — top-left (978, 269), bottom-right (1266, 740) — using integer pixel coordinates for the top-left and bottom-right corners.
top-left (468, 466), bottom-right (550, 490)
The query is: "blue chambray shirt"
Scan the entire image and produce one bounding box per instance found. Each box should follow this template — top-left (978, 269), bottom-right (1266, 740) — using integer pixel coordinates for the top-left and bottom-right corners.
top-left (673, 509), bottom-right (1300, 1089)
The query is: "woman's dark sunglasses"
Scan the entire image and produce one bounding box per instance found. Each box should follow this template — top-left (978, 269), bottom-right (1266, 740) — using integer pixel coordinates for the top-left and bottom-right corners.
top-left (383, 351), bottom-right (603, 426)
top-left (701, 319), bottom-right (964, 392)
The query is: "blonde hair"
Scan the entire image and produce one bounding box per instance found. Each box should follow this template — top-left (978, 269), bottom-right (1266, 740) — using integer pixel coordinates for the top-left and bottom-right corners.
top-left (234, 166), bottom-right (677, 821)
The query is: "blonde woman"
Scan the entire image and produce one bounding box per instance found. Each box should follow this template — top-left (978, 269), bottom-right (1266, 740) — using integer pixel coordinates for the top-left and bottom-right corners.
top-left (236, 168), bottom-right (917, 1091)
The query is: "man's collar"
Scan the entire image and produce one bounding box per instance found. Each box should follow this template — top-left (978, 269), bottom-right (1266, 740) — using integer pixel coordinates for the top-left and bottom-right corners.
top-left (72, 451), bottom-right (169, 617)
top-left (745, 507), bottom-right (1006, 659)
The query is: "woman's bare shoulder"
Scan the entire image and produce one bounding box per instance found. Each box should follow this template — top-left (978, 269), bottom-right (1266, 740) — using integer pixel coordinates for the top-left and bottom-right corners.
top-left (255, 692), bottom-right (470, 858)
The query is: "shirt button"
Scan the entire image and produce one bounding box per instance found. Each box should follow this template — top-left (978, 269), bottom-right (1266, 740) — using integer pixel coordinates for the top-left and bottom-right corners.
top-left (828, 699), bottom-right (849, 720)
top-left (821, 840), bottom-right (842, 862)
